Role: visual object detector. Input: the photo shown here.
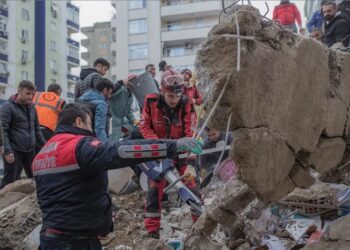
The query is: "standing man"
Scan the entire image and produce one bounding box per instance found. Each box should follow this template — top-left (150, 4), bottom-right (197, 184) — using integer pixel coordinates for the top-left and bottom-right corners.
top-left (75, 58), bottom-right (110, 100)
top-left (145, 64), bottom-right (159, 90)
top-left (139, 69), bottom-right (200, 239)
top-left (322, 1), bottom-right (350, 47)
top-left (0, 80), bottom-right (46, 189)
top-left (33, 83), bottom-right (65, 140)
top-left (79, 78), bottom-right (114, 142)
top-left (33, 103), bottom-right (202, 249)
top-left (273, 0), bottom-right (304, 33)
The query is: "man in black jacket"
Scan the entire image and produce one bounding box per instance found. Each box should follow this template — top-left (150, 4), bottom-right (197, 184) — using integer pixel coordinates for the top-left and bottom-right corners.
top-left (0, 80), bottom-right (46, 189)
top-left (33, 103), bottom-right (203, 250)
top-left (75, 58), bottom-right (111, 100)
top-left (322, 1), bottom-right (350, 47)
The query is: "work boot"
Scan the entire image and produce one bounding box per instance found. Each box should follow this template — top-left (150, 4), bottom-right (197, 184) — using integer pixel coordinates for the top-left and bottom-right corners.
top-left (148, 230), bottom-right (160, 239)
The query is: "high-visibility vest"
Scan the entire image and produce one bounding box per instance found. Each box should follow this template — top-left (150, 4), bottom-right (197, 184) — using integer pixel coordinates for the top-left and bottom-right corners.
top-left (33, 92), bottom-right (64, 131)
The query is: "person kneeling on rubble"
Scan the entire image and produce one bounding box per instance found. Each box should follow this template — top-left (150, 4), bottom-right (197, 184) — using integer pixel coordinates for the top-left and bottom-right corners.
top-left (139, 69), bottom-right (201, 239)
top-left (32, 103), bottom-right (203, 250)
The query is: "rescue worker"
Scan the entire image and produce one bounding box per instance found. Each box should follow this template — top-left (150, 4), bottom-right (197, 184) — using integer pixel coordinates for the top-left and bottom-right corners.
top-left (139, 69), bottom-right (201, 239)
top-left (33, 103), bottom-right (203, 250)
top-left (181, 69), bottom-right (203, 106)
top-left (33, 83), bottom-right (65, 140)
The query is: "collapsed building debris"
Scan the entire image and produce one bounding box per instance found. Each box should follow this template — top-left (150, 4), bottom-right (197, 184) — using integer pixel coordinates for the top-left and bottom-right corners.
top-left (189, 3), bottom-right (350, 250)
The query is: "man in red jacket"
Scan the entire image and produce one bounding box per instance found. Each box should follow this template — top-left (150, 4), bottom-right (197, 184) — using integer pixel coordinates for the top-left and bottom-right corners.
top-left (273, 0), bottom-right (304, 33)
top-left (139, 69), bottom-right (200, 239)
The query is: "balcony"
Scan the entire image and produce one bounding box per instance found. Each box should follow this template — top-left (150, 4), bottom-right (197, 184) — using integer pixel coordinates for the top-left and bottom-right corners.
top-left (67, 56), bottom-right (80, 66)
top-left (0, 7), bottom-right (8, 17)
top-left (0, 75), bottom-right (7, 84)
top-left (67, 37), bottom-right (79, 48)
top-left (67, 20), bottom-right (79, 33)
top-left (0, 51), bottom-right (7, 61)
top-left (67, 2), bottom-right (79, 13)
top-left (67, 73), bottom-right (79, 83)
top-left (161, 1), bottom-right (220, 20)
top-left (161, 25), bottom-right (212, 42)
top-left (0, 30), bottom-right (7, 40)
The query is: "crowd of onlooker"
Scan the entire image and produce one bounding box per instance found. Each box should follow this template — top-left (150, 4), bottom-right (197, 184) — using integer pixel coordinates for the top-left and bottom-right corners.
top-left (273, 0), bottom-right (350, 49)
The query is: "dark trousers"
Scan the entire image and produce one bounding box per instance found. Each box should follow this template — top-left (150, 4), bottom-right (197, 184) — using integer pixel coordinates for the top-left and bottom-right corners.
top-left (0, 150), bottom-right (36, 189)
top-left (39, 235), bottom-right (102, 250)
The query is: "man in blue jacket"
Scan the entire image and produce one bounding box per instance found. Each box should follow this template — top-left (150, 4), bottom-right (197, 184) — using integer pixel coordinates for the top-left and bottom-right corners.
top-left (79, 78), bottom-right (114, 141)
top-left (307, 0), bottom-right (327, 32)
top-left (32, 103), bottom-right (203, 250)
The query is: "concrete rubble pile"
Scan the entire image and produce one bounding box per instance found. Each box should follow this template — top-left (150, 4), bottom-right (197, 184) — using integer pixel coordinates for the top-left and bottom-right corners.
top-left (0, 179), bottom-right (41, 249)
top-left (186, 4), bottom-right (350, 250)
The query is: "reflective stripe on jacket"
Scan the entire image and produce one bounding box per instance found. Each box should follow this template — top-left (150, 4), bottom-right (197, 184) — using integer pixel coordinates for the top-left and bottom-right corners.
top-left (33, 92), bottom-right (64, 131)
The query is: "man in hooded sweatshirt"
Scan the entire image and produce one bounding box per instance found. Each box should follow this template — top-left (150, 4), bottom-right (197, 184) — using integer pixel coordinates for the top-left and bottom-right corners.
top-left (75, 58), bottom-right (110, 100)
top-left (78, 79), bottom-right (114, 142)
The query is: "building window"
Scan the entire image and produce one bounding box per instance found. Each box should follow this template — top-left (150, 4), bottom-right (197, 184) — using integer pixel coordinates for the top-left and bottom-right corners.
top-left (21, 50), bottom-right (28, 64)
top-left (0, 17), bottom-right (7, 32)
top-left (99, 42), bottom-right (107, 49)
top-left (50, 60), bottom-right (57, 74)
top-left (50, 40), bottom-right (57, 51)
top-left (21, 71), bottom-right (28, 80)
top-left (51, 3), bottom-right (58, 18)
top-left (21, 29), bottom-right (29, 42)
top-left (167, 21), bottom-right (181, 31)
top-left (50, 22), bottom-right (56, 32)
top-left (68, 45), bottom-right (79, 58)
top-left (195, 18), bottom-right (204, 27)
top-left (129, 19), bottom-right (147, 34)
top-left (129, 68), bottom-right (144, 75)
top-left (21, 8), bottom-right (30, 21)
top-left (99, 28), bottom-right (107, 36)
top-left (166, 47), bottom-right (185, 57)
top-left (128, 44), bottom-right (148, 60)
top-left (128, 0), bottom-right (146, 10)
top-left (0, 62), bottom-right (8, 75)
top-left (67, 8), bottom-right (79, 24)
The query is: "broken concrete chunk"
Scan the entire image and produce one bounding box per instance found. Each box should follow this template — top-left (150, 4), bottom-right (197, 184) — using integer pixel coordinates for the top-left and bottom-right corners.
top-left (232, 128), bottom-right (295, 202)
top-left (289, 163), bottom-right (315, 189)
top-left (324, 215), bottom-right (350, 241)
top-left (193, 212), bottom-right (217, 236)
top-left (308, 138), bottom-right (346, 174)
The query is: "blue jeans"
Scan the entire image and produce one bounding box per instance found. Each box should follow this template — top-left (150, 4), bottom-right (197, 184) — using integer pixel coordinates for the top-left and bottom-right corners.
top-left (39, 235), bottom-right (102, 250)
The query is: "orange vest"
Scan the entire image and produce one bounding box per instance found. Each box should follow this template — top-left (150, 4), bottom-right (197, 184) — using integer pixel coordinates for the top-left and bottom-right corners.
top-left (33, 92), bottom-right (64, 131)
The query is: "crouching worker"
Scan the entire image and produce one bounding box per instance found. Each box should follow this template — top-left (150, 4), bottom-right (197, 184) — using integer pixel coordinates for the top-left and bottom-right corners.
top-left (32, 103), bottom-right (203, 250)
top-left (139, 69), bottom-right (201, 239)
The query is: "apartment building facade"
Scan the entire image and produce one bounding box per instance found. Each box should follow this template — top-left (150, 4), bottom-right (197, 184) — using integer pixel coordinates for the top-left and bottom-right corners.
top-left (81, 21), bottom-right (113, 80)
top-left (110, 0), bottom-right (221, 80)
top-left (0, 0), bottom-right (79, 103)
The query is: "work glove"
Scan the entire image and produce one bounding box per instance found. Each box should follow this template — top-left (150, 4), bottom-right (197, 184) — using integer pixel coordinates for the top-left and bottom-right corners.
top-left (176, 137), bottom-right (203, 154)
